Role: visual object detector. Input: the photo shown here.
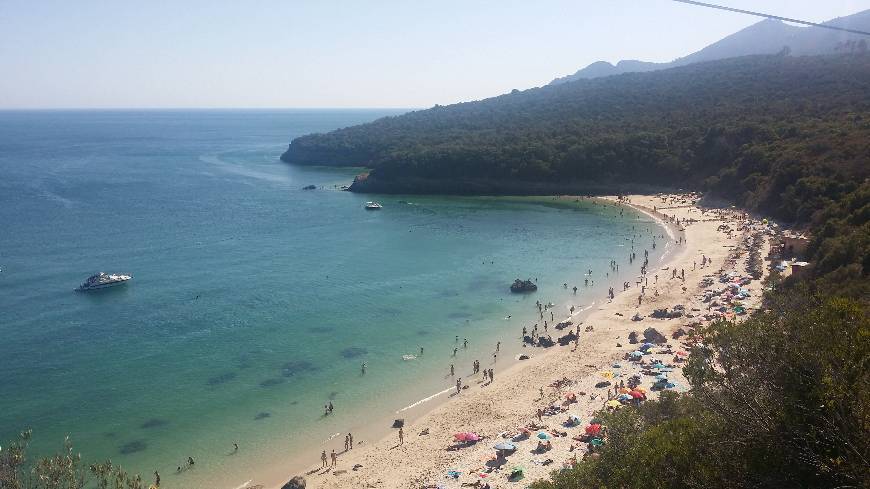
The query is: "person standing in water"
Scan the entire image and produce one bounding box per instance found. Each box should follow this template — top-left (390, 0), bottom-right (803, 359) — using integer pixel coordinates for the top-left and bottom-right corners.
top-left (361, 362), bottom-right (366, 374)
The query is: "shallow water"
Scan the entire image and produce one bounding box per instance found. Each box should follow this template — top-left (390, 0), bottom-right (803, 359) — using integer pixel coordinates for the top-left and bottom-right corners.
top-left (0, 109), bottom-right (664, 488)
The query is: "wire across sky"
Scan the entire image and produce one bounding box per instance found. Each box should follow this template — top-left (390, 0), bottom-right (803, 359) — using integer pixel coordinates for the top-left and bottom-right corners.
top-left (671, 0), bottom-right (870, 36)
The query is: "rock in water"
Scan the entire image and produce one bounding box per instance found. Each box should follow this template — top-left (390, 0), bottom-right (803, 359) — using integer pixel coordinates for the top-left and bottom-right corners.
top-left (510, 278), bottom-right (538, 293)
top-left (282, 476), bottom-right (306, 489)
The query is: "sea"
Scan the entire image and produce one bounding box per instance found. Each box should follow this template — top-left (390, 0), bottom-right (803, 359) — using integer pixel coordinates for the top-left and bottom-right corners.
top-left (0, 109), bottom-right (666, 488)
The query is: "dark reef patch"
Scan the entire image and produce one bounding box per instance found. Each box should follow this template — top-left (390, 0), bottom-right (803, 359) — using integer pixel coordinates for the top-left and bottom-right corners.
top-left (140, 418), bottom-right (168, 429)
top-left (447, 311), bottom-right (472, 319)
top-left (281, 361), bottom-right (319, 377)
top-left (254, 412), bottom-right (271, 420)
top-left (340, 347), bottom-right (368, 359)
top-left (207, 372), bottom-right (237, 386)
top-left (259, 378), bottom-right (285, 388)
top-left (119, 440), bottom-right (147, 455)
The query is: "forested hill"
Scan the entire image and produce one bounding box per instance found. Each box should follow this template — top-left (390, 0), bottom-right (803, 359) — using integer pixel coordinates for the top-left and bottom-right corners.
top-left (284, 54), bottom-right (867, 212)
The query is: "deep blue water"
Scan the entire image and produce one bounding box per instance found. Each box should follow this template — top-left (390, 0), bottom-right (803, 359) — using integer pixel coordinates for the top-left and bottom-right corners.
top-left (0, 110), bottom-right (662, 488)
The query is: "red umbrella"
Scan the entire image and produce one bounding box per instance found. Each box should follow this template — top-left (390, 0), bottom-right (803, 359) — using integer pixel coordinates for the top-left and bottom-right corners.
top-left (585, 424), bottom-right (602, 435)
top-left (630, 390), bottom-right (645, 399)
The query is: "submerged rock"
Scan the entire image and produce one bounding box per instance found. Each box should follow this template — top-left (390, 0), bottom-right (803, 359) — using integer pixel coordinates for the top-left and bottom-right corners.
top-left (119, 440), bottom-right (147, 455)
top-left (140, 418), bottom-right (168, 429)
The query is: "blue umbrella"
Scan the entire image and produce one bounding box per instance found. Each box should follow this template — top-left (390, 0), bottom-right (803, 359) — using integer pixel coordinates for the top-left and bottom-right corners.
top-left (537, 432), bottom-right (551, 440)
top-left (494, 442), bottom-right (516, 451)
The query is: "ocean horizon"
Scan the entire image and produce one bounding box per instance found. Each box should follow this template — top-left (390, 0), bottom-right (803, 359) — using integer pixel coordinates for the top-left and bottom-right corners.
top-left (0, 109), bottom-right (666, 488)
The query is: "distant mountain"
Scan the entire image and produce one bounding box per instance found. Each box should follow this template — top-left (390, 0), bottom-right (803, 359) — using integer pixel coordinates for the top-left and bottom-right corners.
top-left (550, 9), bottom-right (870, 84)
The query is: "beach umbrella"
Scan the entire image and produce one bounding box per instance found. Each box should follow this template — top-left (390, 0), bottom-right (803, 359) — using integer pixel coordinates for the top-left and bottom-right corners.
top-left (466, 433), bottom-right (481, 442)
top-left (630, 390), bottom-right (645, 399)
top-left (618, 387), bottom-right (631, 394)
top-left (589, 438), bottom-right (605, 446)
top-left (537, 431), bottom-right (551, 440)
top-left (493, 442), bottom-right (516, 451)
top-left (569, 414), bottom-right (581, 423)
top-left (605, 400), bottom-right (622, 408)
top-left (585, 424), bottom-right (602, 435)
top-left (629, 351), bottom-right (643, 358)
top-left (676, 351), bottom-right (688, 357)
top-left (618, 393), bottom-right (632, 401)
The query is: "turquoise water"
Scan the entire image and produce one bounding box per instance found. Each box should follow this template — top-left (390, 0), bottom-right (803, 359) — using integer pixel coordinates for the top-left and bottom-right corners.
top-left (0, 110), bottom-right (662, 488)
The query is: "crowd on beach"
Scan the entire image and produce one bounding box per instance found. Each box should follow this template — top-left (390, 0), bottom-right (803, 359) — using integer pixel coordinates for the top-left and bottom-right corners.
top-left (287, 193), bottom-right (775, 489)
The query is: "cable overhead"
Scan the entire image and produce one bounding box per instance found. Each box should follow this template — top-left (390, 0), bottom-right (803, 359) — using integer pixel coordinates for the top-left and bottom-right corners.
top-left (670, 0), bottom-right (870, 37)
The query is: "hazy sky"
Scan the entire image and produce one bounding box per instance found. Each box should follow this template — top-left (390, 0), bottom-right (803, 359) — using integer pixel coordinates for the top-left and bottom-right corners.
top-left (1, 0), bottom-right (868, 109)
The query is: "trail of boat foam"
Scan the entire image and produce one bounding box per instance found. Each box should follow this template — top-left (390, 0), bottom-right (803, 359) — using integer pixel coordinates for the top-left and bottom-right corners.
top-left (396, 386), bottom-right (454, 413)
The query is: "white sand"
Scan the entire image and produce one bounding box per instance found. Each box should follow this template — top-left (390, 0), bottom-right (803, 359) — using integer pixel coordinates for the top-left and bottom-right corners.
top-left (255, 193), bottom-right (771, 489)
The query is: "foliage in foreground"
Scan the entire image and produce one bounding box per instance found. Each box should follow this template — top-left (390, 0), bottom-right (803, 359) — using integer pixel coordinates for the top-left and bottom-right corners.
top-left (0, 430), bottom-right (147, 489)
top-left (531, 292), bottom-right (869, 489)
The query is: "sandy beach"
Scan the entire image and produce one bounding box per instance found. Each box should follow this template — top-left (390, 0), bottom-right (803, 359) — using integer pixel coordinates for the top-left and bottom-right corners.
top-left (258, 193), bottom-right (772, 489)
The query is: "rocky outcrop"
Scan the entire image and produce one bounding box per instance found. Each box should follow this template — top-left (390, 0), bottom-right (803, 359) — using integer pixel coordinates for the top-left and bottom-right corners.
top-left (282, 476), bottom-right (306, 489)
top-left (643, 328), bottom-right (667, 344)
top-left (510, 279), bottom-right (538, 293)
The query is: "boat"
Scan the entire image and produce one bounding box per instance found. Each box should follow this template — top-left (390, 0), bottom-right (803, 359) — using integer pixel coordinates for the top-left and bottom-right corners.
top-left (77, 272), bottom-right (132, 291)
top-left (364, 201), bottom-right (382, 210)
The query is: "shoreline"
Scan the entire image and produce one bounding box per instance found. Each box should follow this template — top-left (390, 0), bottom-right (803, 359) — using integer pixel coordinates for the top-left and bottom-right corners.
top-left (250, 193), bottom-right (734, 489)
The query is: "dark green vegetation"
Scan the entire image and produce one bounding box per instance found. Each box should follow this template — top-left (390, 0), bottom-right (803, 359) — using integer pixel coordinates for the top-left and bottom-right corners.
top-left (284, 53), bottom-right (869, 296)
top-left (0, 430), bottom-right (149, 489)
top-left (530, 291), bottom-right (869, 489)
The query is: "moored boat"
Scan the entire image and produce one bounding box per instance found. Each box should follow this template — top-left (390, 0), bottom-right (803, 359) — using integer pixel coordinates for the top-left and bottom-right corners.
top-left (77, 272), bottom-right (132, 291)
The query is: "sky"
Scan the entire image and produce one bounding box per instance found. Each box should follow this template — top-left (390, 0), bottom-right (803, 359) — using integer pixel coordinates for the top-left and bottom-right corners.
top-left (1, 0), bottom-right (868, 109)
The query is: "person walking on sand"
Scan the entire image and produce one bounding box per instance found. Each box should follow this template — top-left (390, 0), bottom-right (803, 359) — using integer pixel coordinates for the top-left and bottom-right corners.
top-left (398, 426), bottom-right (404, 445)
top-left (483, 369), bottom-right (488, 381)
top-left (489, 369), bottom-right (494, 382)
top-left (456, 378), bottom-right (462, 393)
top-left (344, 434), bottom-right (350, 451)
top-left (330, 449), bottom-right (337, 468)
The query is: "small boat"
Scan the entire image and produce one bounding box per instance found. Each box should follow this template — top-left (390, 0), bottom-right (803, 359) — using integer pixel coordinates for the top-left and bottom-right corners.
top-left (364, 201), bottom-right (383, 210)
top-left (77, 272), bottom-right (132, 291)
